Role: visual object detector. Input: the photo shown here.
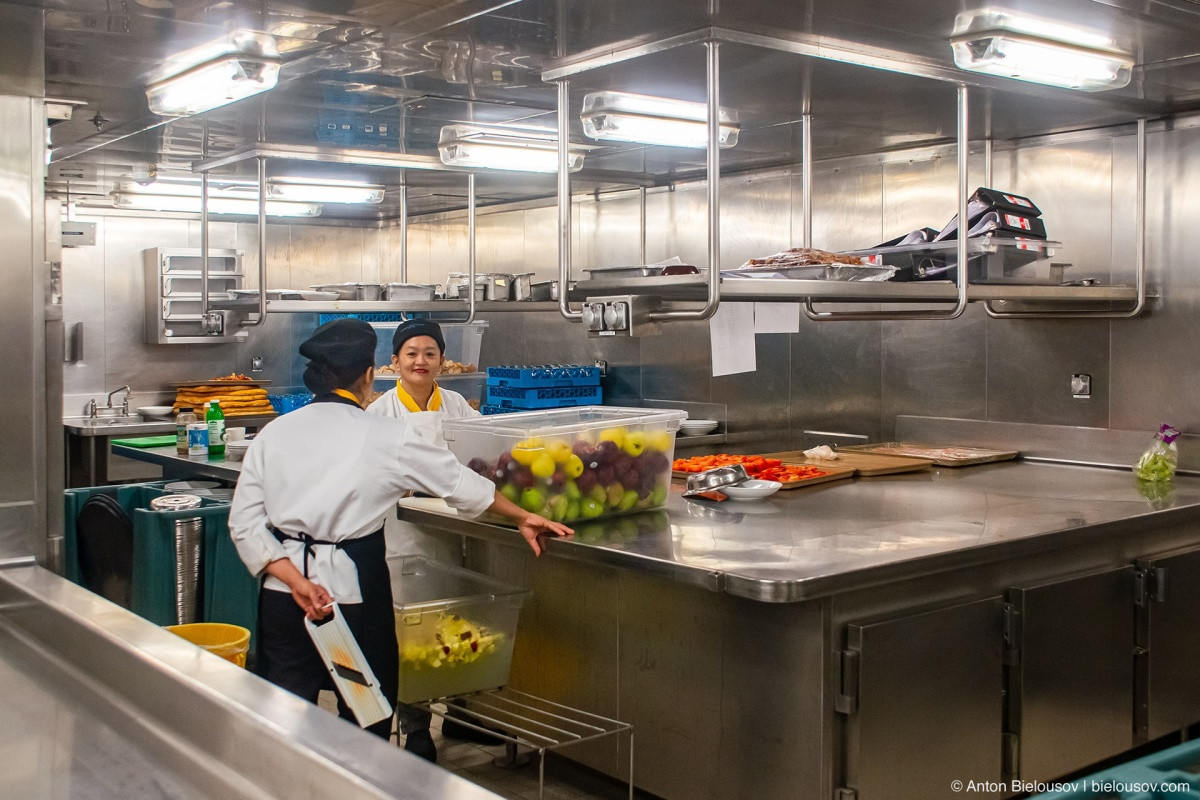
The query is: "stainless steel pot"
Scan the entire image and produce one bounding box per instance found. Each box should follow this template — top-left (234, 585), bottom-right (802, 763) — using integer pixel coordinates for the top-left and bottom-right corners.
top-left (509, 272), bottom-right (534, 301)
top-left (682, 465), bottom-right (750, 497)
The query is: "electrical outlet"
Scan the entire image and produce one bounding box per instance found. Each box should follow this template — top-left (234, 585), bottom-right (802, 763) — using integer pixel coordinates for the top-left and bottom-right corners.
top-left (251, 356), bottom-right (263, 372)
top-left (1071, 373), bottom-right (1091, 398)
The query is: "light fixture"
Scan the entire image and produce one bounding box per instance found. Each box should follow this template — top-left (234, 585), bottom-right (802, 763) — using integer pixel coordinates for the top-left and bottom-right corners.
top-left (438, 124), bottom-right (585, 173)
top-left (580, 91), bottom-right (740, 149)
top-left (146, 54), bottom-right (281, 116)
top-left (951, 9), bottom-right (1132, 91)
top-left (111, 192), bottom-right (321, 217)
top-left (266, 178), bottom-right (385, 204)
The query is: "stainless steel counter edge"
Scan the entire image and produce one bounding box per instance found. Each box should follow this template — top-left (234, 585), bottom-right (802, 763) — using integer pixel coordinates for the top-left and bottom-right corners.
top-left (65, 414), bottom-right (278, 438)
top-left (398, 473), bottom-right (1200, 604)
top-left (0, 564), bottom-right (502, 800)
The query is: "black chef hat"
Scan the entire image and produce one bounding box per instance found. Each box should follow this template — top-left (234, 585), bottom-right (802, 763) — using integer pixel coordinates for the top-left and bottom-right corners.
top-left (299, 318), bottom-right (376, 394)
top-left (391, 318), bottom-right (446, 356)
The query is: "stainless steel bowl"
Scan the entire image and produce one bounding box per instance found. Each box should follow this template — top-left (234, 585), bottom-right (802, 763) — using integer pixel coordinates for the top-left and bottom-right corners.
top-left (682, 464), bottom-right (750, 497)
top-left (383, 283), bottom-right (436, 301)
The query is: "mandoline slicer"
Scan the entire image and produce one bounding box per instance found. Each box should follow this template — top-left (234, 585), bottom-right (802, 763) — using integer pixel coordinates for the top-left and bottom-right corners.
top-left (305, 603), bottom-right (392, 728)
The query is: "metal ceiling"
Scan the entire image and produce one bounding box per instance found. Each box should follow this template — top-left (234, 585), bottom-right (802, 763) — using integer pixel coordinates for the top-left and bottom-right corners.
top-left (31, 0), bottom-right (1200, 221)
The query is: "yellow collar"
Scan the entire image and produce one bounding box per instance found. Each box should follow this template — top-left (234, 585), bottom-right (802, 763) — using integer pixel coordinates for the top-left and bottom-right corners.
top-left (332, 388), bottom-right (363, 407)
top-left (395, 381), bottom-right (441, 412)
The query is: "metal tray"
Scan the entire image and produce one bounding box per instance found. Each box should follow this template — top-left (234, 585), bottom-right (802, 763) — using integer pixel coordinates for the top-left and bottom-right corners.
top-left (583, 265), bottom-right (705, 278)
top-left (309, 282), bottom-right (384, 301)
top-left (725, 263), bottom-right (897, 281)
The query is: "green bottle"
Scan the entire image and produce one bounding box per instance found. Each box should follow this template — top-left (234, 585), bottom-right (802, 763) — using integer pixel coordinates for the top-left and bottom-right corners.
top-left (206, 399), bottom-right (226, 457)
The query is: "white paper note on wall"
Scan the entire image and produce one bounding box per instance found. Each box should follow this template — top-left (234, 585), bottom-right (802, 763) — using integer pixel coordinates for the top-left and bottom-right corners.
top-left (709, 302), bottom-right (757, 376)
top-left (753, 303), bottom-right (800, 333)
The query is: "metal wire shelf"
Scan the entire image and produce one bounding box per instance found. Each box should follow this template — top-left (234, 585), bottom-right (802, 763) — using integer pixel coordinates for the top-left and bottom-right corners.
top-left (413, 687), bottom-right (634, 800)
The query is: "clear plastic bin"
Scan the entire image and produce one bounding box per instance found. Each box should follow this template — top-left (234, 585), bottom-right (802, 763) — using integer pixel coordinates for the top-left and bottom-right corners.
top-left (389, 555), bottom-right (526, 703)
top-left (442, 405), bottom-right (685, 523)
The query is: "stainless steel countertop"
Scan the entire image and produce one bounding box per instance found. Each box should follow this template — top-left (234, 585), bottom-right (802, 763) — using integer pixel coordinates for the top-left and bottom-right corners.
top-left (0, 563), bottom-right (501, 800)
top-left (397, 461), bottom-right (1200, 602)
top-left (111, 444), bottom-right (244, 481)
top-left (65, 415), bottom-right (277, 438)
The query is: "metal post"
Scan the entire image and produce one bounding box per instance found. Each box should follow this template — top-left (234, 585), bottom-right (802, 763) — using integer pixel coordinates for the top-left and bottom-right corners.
top-left (200, 172), bottom-right (210, 315)
top-left (801, 112), bottom-right (812, 248)
top-left (398, 184), bottom-right (408, 283)
top-left (557, 78), bottom-right (581, 320)
top-left (639, 186), bottom-right (647, 265)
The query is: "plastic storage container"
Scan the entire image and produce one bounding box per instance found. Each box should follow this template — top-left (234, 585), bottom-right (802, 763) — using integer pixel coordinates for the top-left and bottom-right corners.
top-left (389, 555), bottom-right (527, 703)
top-left (1028, 737), bottom-right (1200, 798)
top-left (442, 406), bottom-right (686, 523)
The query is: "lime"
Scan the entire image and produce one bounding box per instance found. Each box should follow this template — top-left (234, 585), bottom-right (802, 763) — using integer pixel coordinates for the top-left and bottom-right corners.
top-left (500, 483), bottom-right (520, 504)
top-left (579, 498), bottom-right (604, 518)
top-left (519, 487), bottom-right (545, 513)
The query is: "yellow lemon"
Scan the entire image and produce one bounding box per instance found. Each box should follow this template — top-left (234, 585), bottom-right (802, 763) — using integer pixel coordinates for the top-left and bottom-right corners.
top-left (530, 453), bottom-right (557, 479)
top-left (546, 440), bottom-right (573, 464)
top-left (511, 443), bottom-right (545, 466)
top-left (598, 426), bottom-right (627, 449)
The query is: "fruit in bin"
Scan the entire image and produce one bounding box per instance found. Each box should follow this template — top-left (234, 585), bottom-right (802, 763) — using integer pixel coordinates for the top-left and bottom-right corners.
top-left (645, 430), bottom-right (672, 452)
top-left (530, 453), bottom-right (556, 479)
top-left (399, 612), bottom-right (501, 670)
top-left (510, 467), bottom-right (535, 489)
top-left (596, 464), bottom-right (616, 486)
top-left (579, 497), bottom-right (604, 518)
top-left (598, 427), bottom-right (627, 449)
top-left (548, 494), bottom-right (569, 521)
top-left (565, 498), bottom-right (581, 521)
top-left (605, 482), bottom-right (625, 508)
top-left (545, 440), bottom-right (573, 464)
top-left (618, 489), bottom-right (639, 511)
top-left (622, 431), bottom-right (646, 457)
top-left (563, 479), bottom-right (581, 500)
top-left (500, 483), bottom-right (520, 504)
top-left (588, 484), bottom-right (607, 506)
top-left (549, 469), bottom-right (567, 490)
top-left (511, 438), bottom-right (545, 466)
top-left (564, 454), bottom-right (584, 479)
top-left (596, 440), bottom-right (620, 464)
top-left (575, 470), bottom-right (598, 493)
top-left (649, 485), bottom-right (668, 506)
top-left (467, 457), bottom-right (490, 475)
top-left (572, 440), bottom-right (597, 462)
top-left (519, 487), bottom-right (545, 513)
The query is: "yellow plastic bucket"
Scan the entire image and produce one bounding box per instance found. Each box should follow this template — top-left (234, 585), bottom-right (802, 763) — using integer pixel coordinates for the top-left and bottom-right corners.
top-left (166, 623), bottom-right (251, 668)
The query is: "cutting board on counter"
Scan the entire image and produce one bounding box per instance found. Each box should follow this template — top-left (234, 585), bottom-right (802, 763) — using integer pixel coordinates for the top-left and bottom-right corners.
top-left (765, 450), bottom-right (932, 477)
top-left (841, 442), bottom-right (1019, 467)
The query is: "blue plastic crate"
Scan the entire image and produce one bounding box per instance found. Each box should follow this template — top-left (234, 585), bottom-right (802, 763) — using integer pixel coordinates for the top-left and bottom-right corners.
top-left (485, 365), bottom-right (602, 388)
top-left (484, 384), bottom-right (603, 409)
top-left (318, 312), bottom-right (405, 325)
top-left (480, 405), bottom-right (517, 415)
top-left (1030, 738), bottom-right (1200, 799)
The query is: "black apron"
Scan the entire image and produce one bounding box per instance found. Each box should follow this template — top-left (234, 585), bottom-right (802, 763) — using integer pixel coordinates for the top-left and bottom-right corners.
top-left (253, 392), bottom-right (398, 740)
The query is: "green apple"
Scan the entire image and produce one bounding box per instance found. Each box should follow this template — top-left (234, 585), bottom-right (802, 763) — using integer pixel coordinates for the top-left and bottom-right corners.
top-left (579, 497), bottom-right (604, 518)
top-left (500, 483), bottom-right (520, 504)
top-left (519, 487), bottom-right (546, 513)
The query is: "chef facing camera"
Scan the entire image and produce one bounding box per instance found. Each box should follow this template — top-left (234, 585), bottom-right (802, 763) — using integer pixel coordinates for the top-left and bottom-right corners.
top-left (228, 319), bottom-right (571, 749)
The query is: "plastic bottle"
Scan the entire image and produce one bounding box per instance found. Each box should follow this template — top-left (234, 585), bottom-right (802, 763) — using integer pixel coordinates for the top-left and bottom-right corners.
top-left (207, 399), bottom-right (226, 458)
top-left (188, 404), bottom-right (209, 458)
top-left (175, 407), bottom-right (196, 454)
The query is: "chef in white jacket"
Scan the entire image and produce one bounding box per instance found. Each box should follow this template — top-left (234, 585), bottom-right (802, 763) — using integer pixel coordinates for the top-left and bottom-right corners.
top-left (229, 319), bottom-right (571, 750)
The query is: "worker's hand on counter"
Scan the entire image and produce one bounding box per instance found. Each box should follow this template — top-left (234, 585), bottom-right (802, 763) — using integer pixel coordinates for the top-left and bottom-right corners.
top-left (487, 491), bottom-right (573, 556)
top-left (265, 557), bottom-right (334, 620)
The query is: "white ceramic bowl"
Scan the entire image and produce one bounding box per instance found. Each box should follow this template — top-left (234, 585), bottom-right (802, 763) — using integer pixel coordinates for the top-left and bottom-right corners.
top-left (137, 405), bottom-right (175, 418)
top-left (678, 419), bottom-right (719, 436)
top-left (224, 441), bottom-right (251, 462)
top-left (721, 479), bottom-right (782, 501)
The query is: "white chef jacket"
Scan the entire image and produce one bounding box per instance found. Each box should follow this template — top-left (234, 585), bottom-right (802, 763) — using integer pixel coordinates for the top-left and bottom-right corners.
top-left (229, 400), bottom-right (495, 603)
top-left (366, 383), bottom-right (481, 558)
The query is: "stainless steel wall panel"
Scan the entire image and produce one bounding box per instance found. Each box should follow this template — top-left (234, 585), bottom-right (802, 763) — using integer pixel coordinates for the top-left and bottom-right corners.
top-left (282, 224), bottom-right (365, 287)
top-left (793, 315), bottom-right (883, 442)
top-left (807, 162), bottom-right (884, 252)
top-left (720, 173), bottom-right (792, 267)
top-left (521, 204), bottom-right (561, 282)
top-left (578, 192), bottom-right (644, 271)
top-left (476, 210), bottom-right (528, 274)
top-left (1111, 125), bottom-right (1200, 433)
top-left (639, 320), bottom-right (710, 405)
top-left (427, 218), bottom-right (470, 283)
top-left (985, 319), bottom-right (1111, 427)
top-left (402, 222), bottom-right (435, 285)
top-left (62, 214), bottom-right (109, 409)
top-left (882, 153), bottom-right (983, 245)
top-left (713, 331), bottom-right (791, 443)
top-left (880, 306), bottom-right (987, 440)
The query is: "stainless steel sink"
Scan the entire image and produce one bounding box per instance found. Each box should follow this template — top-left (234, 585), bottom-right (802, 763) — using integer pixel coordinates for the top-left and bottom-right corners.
top-left (64, 415), bottom-right (144, 427)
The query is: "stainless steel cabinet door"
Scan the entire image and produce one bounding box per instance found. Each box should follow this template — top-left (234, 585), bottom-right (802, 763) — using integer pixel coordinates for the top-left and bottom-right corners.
top-left (1007, 566), bottom-right (1135, 782)
top-left (839, 597), bottom-right (1005, 800)
top-left (1142, 548), bottom-right (1200, 739)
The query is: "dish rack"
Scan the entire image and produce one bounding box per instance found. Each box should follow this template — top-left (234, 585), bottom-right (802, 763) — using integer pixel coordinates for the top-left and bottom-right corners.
top-left (482, 365), bottom-right (603, 414)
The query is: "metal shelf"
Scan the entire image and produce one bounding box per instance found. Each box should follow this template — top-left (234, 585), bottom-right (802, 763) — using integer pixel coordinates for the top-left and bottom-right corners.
top-left (573, 276), bottom-right (1142, 305)
top-left (207, 298), bottom-right (564, 314)
top-left (413, 688), bottom-right (633, 800)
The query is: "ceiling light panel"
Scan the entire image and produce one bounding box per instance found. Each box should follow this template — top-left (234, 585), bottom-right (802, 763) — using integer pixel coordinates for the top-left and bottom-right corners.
top-left (580, 91), bottom-right (740, 148)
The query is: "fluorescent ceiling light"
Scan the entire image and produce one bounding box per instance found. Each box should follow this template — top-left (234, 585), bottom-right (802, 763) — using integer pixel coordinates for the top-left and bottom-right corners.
top-left (438, 124), bottom-right (585, 173)
top-left (146, 55), bottom-right (281, 116)
top-left (266, 178), bottom-right (385, 204)
top-left (580, 91), bottom-right (740, 149)
top-left (111, 192), bottom-right (321, 217)
top-left (951, 10), bottom-right (1132, 91)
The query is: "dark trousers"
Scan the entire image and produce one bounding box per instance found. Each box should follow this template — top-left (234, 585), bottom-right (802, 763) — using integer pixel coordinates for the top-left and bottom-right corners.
top-left (254, 533), bottom-right (398, 740)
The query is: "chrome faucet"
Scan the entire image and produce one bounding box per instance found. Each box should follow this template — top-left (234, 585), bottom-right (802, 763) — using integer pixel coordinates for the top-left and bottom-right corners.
top-left (106, 385), bottom-right (132, 416)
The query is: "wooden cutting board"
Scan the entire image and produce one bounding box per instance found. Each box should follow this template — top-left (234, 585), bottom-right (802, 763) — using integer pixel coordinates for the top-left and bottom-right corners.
top-left (841, 442), bottom-right (1019, 467)
top-left (765, 450), bottom-right (932, 477)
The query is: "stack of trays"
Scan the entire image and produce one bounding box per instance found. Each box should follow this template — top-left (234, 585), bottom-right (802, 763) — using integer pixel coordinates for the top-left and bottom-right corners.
top-left (482, 365), bottom-right (602, 414)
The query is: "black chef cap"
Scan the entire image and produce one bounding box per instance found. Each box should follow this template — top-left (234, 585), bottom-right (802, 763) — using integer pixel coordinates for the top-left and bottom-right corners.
top-left (391, 318), bottom-right (446, 356)
top-left (299, 318), bottom-right (376, 394)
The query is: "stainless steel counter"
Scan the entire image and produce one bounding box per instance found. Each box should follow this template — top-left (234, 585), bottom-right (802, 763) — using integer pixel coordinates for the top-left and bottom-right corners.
top-left (397, 460), bottom-right (1200, 602)
top-left (110, 443), bottom-right (244, 482)
top-left (0, 562), bottom-right (501, 800)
